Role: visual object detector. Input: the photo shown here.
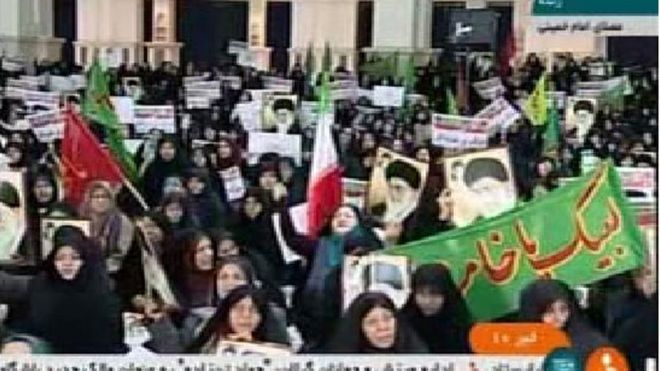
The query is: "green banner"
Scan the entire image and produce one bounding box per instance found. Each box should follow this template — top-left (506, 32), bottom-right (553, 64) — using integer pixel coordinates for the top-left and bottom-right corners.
top-left (533, 0), bottom-right (657, 16)
top-left (382, 162), bottom-right (646, 320)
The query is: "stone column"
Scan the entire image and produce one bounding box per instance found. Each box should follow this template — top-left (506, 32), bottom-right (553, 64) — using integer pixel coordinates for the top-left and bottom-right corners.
top-left (289, 0), bottom-right (359, 73)
top-left (364, 0), bottom-right (440, 68)
top-left (144, 0), bottom-right (183, 67)
top-left (0, 0), bottom-right (64, 61)
top-left (74, 0), bottom-right (145, 67)
top-left (247, 0), bottom-right (272, 71)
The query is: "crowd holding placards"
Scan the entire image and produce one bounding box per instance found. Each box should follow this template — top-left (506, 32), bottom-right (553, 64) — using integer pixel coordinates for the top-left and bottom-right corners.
top-left (0, 53), bottom-right (656, 367)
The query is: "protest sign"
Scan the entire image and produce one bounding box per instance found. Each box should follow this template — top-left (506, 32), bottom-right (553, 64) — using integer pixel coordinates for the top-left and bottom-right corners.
top-left (343, 255), bottom-right (411, 310)
top-left (0, 171), bottom-right (27, 261)
top-left (23, 91), bottom-right (60, 109)
top-left (234, 102), bottom-right (261, 132)
top-left (383, 162), bottom-right (646, 320)
top-left (185, 96), bottom-right (211, 110)
top-left (218, 76), bottom-right (242, 90)
top-left (183, 74), bottom-right (209, 85)
top-left (227, 40), bottom-right (249, 55)
top-left (185, 81), bottom-right (221, 99)
top-left (431, 114), bottom-right (490, 149)
top-left (565, 97), bottom-right (597, 140)
top-left (70, 74), bottom-right (86, 89)
top-left (7, 78), bottom-right (39, 91)
top-left (472, 77), bottom-right (506, 100)
top-left (49, 76), bottom-right (77, 92)
top-left (357, 89), bottom-right (373, 102)
top-left (616, 167), bottom-right (656, 204)
top-left (133, 105), bottom-right (176, 134)
top-left (262, 94), bottom-right (298, 132)
top-left (373, 86), bottom-right (405, 107)
top-left (1, 59), bottom-right (24, 72)
top-left (299, 101), bottom-right (319, 128)
top-left (3, 87), bottom-right (28, 100)
top-left (219, 166), bottom-right (247, 202)
top-left (237, 50), bottom-right (257, 68)
top-left (443, 147), bottom-right (517, 227)
top-left (262, 76), bottom-right (293, 92)
top-left (547, 91), bottom-right (567, 110)
top-left (367, 148), bottom-right (429, 224)
top-left (25, 110), bottom-right (65, 142)
top-left (475, 98), bottom-right (521, 134)
top-left (247, 132), bottom-right (302, 165)
top-left (110, 96), bottom-right (135, 124)
top-left (41, 218), bottom-right (91, 260)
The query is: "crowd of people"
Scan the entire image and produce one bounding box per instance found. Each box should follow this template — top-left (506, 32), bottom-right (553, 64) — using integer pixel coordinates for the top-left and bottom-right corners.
top-left (0, 50), bottom-right (656, 368)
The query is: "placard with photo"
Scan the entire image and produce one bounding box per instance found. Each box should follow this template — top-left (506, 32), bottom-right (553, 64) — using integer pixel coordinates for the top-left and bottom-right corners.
top-left (41, 218), bottom-right (91, 259)
top-left (342, 255), bottom-right (411, 310)
top-left (0, 171), bottom-right (27, 261)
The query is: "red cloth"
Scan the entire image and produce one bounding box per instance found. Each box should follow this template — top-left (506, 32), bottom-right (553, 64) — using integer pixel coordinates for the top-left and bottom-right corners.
top-left (60, 110), bottom-right (123, 207)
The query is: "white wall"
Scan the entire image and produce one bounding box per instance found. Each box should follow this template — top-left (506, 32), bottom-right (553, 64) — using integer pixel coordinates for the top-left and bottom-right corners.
top-left (372, 0), bottom-right (433, 49)
top-left (77, 0), bottom-right (143, 42)
top-left (0, 0), bottom-right (20, 37)
top-left (291, 0), bottom-right (357, 50)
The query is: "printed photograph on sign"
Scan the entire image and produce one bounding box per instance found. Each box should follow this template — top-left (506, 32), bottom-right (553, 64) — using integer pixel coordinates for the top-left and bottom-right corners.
top-left (215, 341), bottom-right (292, 356)
top-left (0, 171), bottom-right (27, 261)
top-left (262, 94), bottom-right (298, 132)
top-left (565, 97), bottom-right (597, 140)
top-left (41, 218), bottom-right (91, 260)
top-left (342, 255), bottom-right (411, 311)
top-left (367, 148), bottom-right (429, 224)
top-left (443, 147), bottom-right (517, 227)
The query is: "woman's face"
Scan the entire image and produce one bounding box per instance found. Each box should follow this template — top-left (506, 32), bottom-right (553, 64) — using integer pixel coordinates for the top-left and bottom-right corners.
top-left (331, 206), bottom-right (358, 235)
top-left (193, 237), bottom-right (214, 271)
top-left (192, 150), bottom-right (207, 168)
top-left (164, 202), bottom-right (183, 223)
top-left (187, 177), bottom-right (205, 195)
top-left (229, 297), bottom-right (262, 337)
top-left (217, 238), bottom-right (240, 258)
top-left (217, 141), bottom-right (233, 159)
top-left (259, 171), bottom-right (278, 190)
top-left (216, 264), bottom-right (248, 298)
top-left (537, 161), bottom-right (553, 178)
top-left (33, 179), bottom-right (54, 204)
top-left (414, 287), bottom-right (444, 316)
top-left (54, 245), bottom-right (83, 280)
top-left (243, 197), bottom-right (262, 219)
top-left (159, 142), bottom-right (176, 161)
top-left (542, 300), bottom-right (570, 329)
top-left (90, 187), bottom-right (112, 214)
top-left (361, 306), bottom-right (397, 349)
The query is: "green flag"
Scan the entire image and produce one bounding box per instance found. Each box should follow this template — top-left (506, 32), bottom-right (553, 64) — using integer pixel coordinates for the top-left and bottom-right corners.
top-left (445, 88), bottom-right (458, 115)
top-left (403, 56), bottom-right (417, 93)
top-left (524, 73), bottom-right (548, 126)
top-left (381, 162), bottom-right (645, 320)
top-left (83, 60), bottom-right (138, 182)
top-left (543, 100), bottom-right (561, 156)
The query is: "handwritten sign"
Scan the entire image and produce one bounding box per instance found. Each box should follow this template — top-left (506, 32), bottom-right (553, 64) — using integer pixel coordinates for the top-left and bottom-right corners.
top-left (475, 98), bottom-right (521, 133)
top-left (432, 114), bottom-right (490, 149)
top-left (373, 86), bottom-right (405, 107)
top-left (247, 132), bottom-right (302, 165)
top-left (23, 91), bottom-right (60, 109)
top-left (133, 105), bottom-right (176, 134)
top-left (219, 166), bottom-right (246, 202)
top-left (25, 110), bottom-right (65, 143)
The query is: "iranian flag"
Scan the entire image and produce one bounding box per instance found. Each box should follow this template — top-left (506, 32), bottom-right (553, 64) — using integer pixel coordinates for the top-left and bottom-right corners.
top-left (306, 72), bottom-right (342, 237)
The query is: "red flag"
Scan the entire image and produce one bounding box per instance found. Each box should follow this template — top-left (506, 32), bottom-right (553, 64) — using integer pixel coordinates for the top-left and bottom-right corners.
top-left (306, 112), bottom-right (343, 237)
top-left (61, 110), bottom-right (124, 206)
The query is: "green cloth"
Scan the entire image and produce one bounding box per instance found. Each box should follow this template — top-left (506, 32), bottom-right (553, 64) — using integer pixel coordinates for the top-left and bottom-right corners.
top-left (381, 162), bottom-right (646, 320)
top-left (82, 60), bottom-right (138, 182)
top-left (543, 99), bottom-right (561, 155)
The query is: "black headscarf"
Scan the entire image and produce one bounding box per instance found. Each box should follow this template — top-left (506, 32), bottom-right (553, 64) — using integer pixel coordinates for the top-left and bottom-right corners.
top-left (402, 264), bottom-right (473, 354)
top-left (519, 279), bottom-right (609, 357)
top-left (25, 226), bottom-right (125, 354)
top-left (325, 292), bottom-right (428, 354)
top-left (142, 136), bottom-right (191, 207)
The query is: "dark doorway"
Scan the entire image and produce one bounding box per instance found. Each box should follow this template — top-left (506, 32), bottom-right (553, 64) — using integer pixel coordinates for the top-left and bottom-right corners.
top-left (608, 37), bottom-right (658, 68)
top-left (178, 0), bottom-right (248, 68)
top-left (356, 0), bottom-right (373, 66)
top-left (53, 0), bottom-right (76, 64)
top-left (267, 1), bottom-right (291, 74)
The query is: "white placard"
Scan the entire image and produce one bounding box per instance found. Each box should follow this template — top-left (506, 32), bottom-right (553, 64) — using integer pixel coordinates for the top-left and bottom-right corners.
top-left (616, 167), bottom-right (656, 203)
top-left (472, 77), bottom-right (506, 100)
top-left (110, 96), bottom-right (135, 124)
top-left (218, 76), bottom-right (242, 90)
top-left (3, 87), bottom-right (28, 100)
top-left (234, 102), bottom-right (261, 132)
top-left (185, 96), bottom-right (210, 110)
top-left (70, 74), bottom-right (86, 89)
top-left (262, 76), bottom-right (293, 92)
top-left (49, 76), bottom-right (76, 92)
top-left (183, 75), bottom-right (207, 85)
top-left (23, 91), bottom-right (60, 109)
top-left (1, 59), bottom-right (24, 72)
top-left (247, 132), bottom-right (302, 165)
top-left (432, 114), bottom-right (490, 149)
top-left (25, 109), bottom-right (64, 143)
top-left (133, 105), bottom-right (176, 134)
top-left (185, 81), bottom-right (221, 99)
top-left (474, 98), bottom-right (521, 133)
top-left (219, 166), bottom-right (246, 202)
top-left (343, 255), bottom-right (411, 310)
top-left (7, 78), bottom-right (39, 91)
top-left (372, 86), bottom-right (405, 107)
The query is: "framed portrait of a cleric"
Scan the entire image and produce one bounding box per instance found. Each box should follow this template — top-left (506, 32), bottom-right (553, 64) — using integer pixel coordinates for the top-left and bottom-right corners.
top-left (41, 218), bottom-right (91, 260)
top-left (0, 171), bottom-right (27, 262)
top-left (443, 147), bottom-right (517, 227)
